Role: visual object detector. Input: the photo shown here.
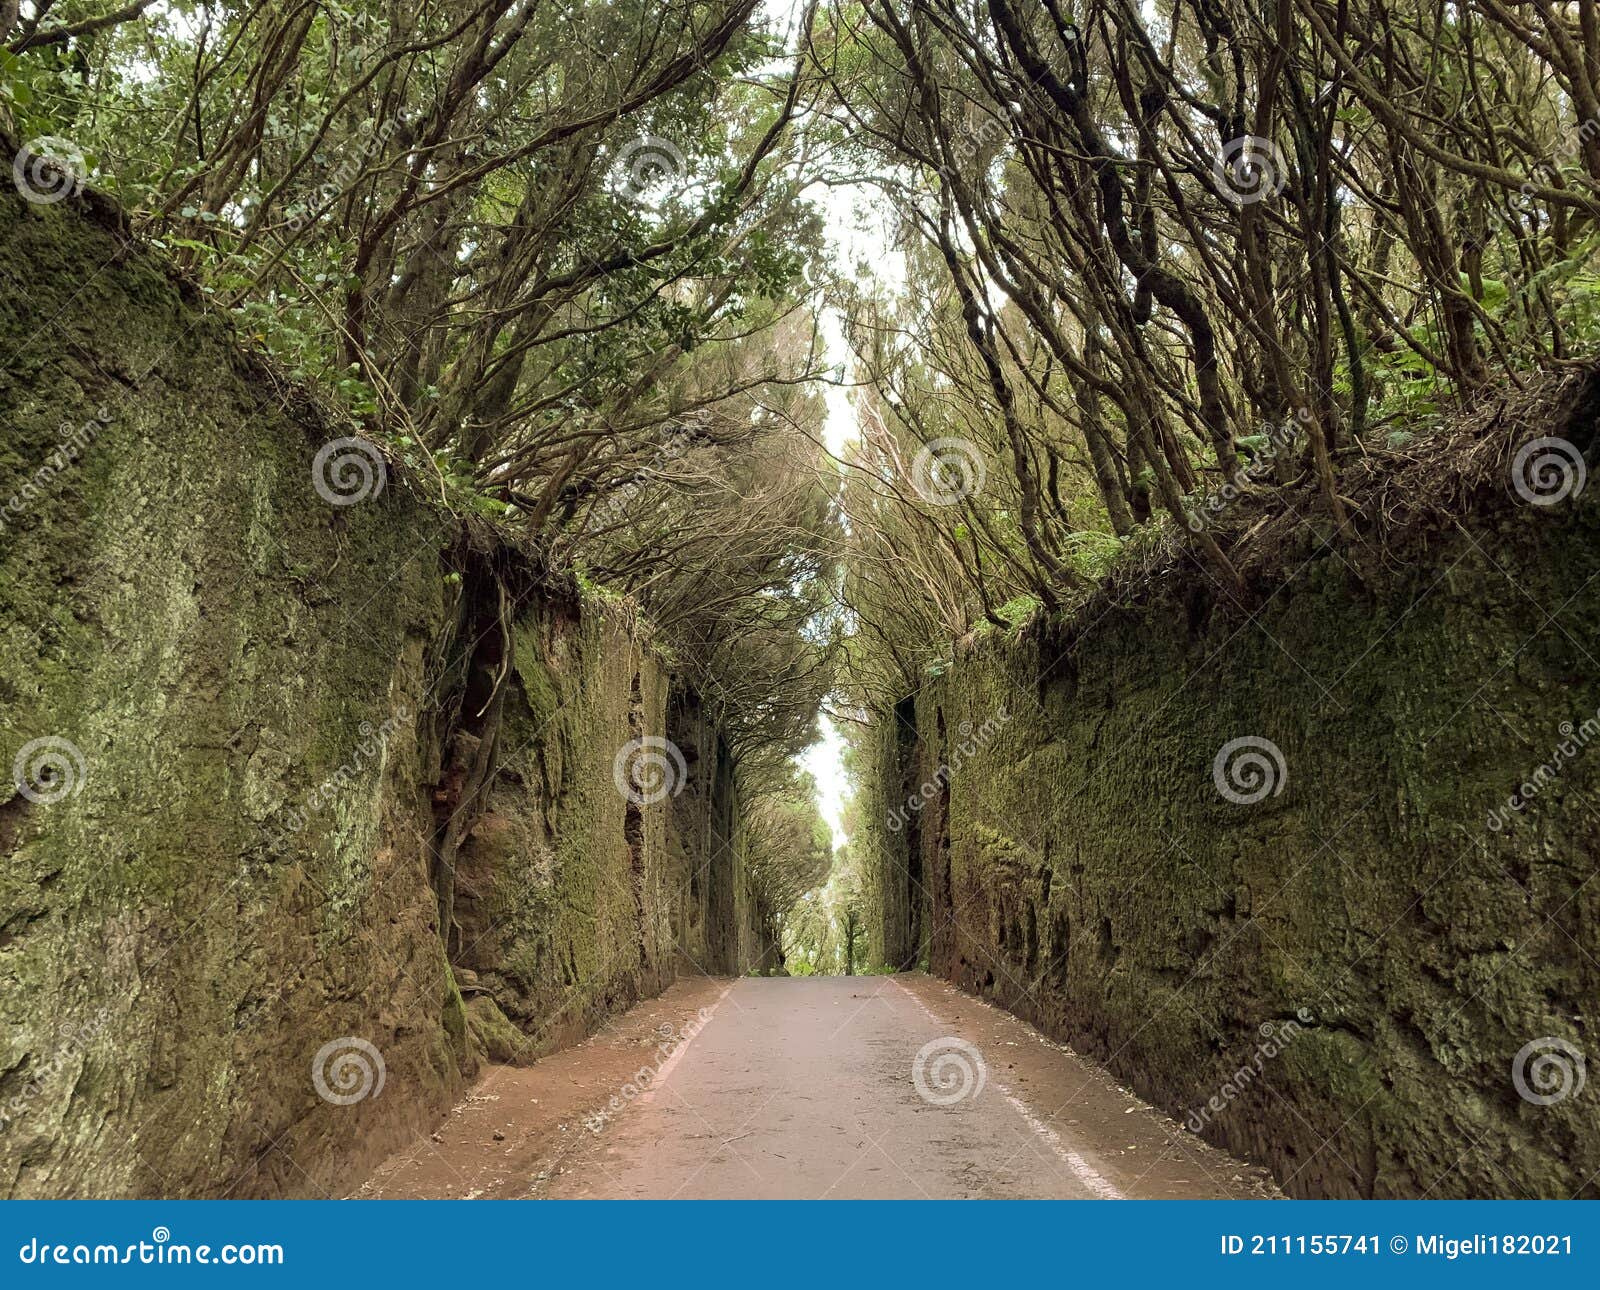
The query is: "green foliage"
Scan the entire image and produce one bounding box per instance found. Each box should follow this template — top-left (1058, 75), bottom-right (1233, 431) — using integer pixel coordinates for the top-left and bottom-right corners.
top-left (780, 840), bottom-right (869, 977)
top-left (745, 768), bottom-right (834, 921)
top-left (2, 0), bottom-right (837, 757)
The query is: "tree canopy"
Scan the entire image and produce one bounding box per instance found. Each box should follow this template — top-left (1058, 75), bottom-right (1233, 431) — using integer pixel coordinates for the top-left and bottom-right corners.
top-left (8, 0), bottom-right (1599, 937)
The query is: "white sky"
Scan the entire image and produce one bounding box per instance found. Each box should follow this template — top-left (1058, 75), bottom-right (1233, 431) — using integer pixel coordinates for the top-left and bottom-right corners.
top-left (772, 0), bottom-right (915, 859)
top-left (796, 184), bottom-right (899, 855)
top-left (798, 285), bottom-right (858, 854)
top-left (799, 713), bottom-right (849, 851)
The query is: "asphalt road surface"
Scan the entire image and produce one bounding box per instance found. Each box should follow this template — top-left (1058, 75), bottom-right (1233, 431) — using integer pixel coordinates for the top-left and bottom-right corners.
top-left (537, 975), bottom-right (1269, 1200)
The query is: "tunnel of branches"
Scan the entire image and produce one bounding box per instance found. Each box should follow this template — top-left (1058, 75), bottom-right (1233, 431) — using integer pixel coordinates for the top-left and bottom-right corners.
top-left (3, 0), bottom-right (1600, 1198)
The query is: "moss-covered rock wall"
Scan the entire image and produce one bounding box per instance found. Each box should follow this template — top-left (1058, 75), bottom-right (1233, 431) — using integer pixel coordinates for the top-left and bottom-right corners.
top-left (864, 380), bottom-right (1600, 1198)
top-left (0, 179), bottom-right (759, 1198)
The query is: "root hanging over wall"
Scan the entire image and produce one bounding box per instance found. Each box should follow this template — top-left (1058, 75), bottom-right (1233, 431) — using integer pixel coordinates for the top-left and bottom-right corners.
top-left (428, 552), bottom-right (514, 958)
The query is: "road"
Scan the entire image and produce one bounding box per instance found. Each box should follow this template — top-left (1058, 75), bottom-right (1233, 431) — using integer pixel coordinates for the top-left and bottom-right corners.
top-left (365, 974), bottom-right (1274, 1199)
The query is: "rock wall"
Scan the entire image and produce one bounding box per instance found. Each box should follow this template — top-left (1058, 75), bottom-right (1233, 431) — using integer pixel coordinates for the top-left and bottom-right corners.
top-left (861, 698), bottom-right (921, 973)
top-left (863, 378), bottom-right (1600, 1198)
top-left (664, 687), bottom-right (776, 977)
top-left (451, 606), bottom-right (778, 1057)
top-left (0, 178), bottom-right (758, 1198)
